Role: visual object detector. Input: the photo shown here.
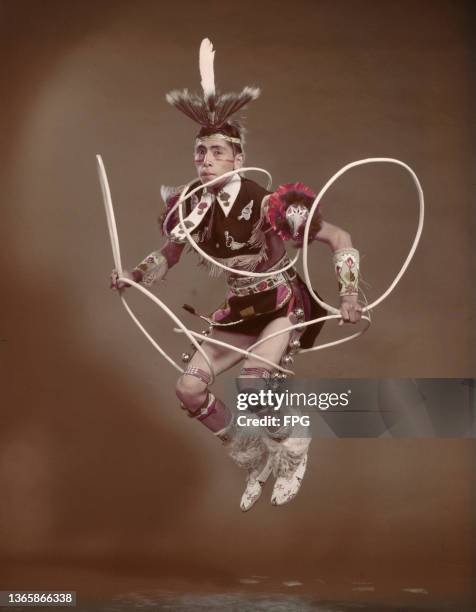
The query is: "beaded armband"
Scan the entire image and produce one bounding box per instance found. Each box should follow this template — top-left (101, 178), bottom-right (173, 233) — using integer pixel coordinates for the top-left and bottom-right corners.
top-left (133, 251), bottom-right (168, 287)
top-left (333, 248), bottom-right (359, 296)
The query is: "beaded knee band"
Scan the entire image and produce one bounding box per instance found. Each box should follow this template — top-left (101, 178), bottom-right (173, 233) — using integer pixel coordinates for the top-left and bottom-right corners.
top-left (182, 391), bottom-right (216, 419)
top-left (183, 366), bottom-right (212, 386)
top-left (196, 393), bottom-right (217, 421)
top-left (240, 367), bottom-right (272, 379)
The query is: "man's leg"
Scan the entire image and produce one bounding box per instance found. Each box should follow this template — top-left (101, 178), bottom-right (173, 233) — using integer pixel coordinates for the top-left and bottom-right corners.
top-left (234, 364), bottom-right (275, 511)
top-left (175, 326), bottom-right (273, 498)
top-left (175, 326), bottom-right (257, 438)
top-left (240, 315), bottom-right (311, 507)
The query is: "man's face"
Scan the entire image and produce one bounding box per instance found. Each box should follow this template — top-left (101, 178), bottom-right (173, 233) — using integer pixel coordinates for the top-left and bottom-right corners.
top-left (194, 136), bottom-right (243, 186)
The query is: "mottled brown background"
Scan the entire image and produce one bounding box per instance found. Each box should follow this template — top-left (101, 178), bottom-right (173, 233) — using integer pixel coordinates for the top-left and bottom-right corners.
top-left (0, 0), bottom-right (474, 608)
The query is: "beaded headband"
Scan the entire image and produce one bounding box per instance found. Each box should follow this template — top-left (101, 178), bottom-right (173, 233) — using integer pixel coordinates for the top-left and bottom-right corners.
top-left (195, 133), bottom-right (242, 145)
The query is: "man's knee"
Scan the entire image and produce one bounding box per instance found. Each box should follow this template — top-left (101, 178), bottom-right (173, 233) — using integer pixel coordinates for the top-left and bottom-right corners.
top-left (176, 370), bottom-right (209, 414)
top-left (176, 374), bottom-right (206, 402)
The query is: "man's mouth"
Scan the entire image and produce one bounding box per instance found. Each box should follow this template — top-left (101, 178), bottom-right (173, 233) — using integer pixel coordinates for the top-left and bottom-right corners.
top-left (201, 173), bottom-right (216, 182)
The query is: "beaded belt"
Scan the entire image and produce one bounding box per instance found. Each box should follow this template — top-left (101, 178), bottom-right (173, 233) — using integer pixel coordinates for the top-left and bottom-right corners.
top-left (227, 255), bottom-right (296, 297)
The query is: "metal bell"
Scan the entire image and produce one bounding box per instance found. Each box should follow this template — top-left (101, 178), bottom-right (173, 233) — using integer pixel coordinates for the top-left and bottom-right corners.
top-left (181, 352), bottom-right (191, 363)
top-left (201, 329), bottom-right (210, 336)
top-left (282, 354), bottom-right (294, 366)
top-left (289, 338), bottom-right (301, 351)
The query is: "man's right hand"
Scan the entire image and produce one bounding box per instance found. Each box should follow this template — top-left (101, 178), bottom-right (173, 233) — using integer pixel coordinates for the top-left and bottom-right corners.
top-left (110, 269), bottom-right (134, 291)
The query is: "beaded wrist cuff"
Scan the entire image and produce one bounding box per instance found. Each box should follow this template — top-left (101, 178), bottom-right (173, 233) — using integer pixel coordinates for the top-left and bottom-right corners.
top-left (333, 248), bottom-right (360, 296)
top-left (133, 251), bottom-right (168, 287)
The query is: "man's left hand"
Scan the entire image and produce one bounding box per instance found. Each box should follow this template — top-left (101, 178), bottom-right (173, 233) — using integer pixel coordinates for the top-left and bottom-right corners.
top-left (339, 295), bottom-right (363, 325)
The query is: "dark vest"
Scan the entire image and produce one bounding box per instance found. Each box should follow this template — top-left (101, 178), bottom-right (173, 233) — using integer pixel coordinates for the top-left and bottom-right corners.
top-left (185, 177), bottom-right (270, 259)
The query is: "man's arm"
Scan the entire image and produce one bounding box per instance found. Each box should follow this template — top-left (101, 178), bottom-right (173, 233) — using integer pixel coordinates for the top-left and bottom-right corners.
top-left (110, 240), bottom-right (185, 291)
top-left (160, 240), bottom-right (186, 269)
top-left (133, 239), bottom-right (186, 285)
top-left (111, 182), bottom-right (190, 291)
top-left (313, 220), bottom-right (351, 250)
top-left (314, 221), bottom-right (363, 324)
top-left (263, 183), bottom-right (363, 324)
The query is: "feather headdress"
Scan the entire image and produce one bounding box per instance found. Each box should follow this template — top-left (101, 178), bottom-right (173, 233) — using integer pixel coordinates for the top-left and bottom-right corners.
top-left (165, 38), bottom-right (260, 136)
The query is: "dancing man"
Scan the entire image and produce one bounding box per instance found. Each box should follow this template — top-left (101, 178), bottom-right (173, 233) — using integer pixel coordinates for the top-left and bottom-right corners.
top-left (110, 39), bottom-right (362, 510)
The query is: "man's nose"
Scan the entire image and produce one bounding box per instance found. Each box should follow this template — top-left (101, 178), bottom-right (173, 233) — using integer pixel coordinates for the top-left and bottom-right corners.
top-left (202, 151), bottom-right (213, 165)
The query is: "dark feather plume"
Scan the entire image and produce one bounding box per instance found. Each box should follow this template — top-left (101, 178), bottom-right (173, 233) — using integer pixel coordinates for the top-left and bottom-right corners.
top-left (166, 86), bottom-right (260, 129)
top-left (166, 39), bottom-right (260, 131)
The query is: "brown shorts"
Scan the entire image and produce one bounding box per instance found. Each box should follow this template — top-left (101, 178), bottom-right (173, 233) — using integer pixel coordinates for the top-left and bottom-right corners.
top-left (208, 274), bottom-right (326, 349)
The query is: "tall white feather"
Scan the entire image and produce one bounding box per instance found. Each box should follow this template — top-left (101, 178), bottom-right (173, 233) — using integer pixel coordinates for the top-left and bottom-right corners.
top-left (199, 38), bottom-right (215, 99)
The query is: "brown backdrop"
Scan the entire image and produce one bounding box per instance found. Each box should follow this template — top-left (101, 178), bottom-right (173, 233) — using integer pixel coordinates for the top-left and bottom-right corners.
top-left (0, 0), bottom-right (474, 608)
